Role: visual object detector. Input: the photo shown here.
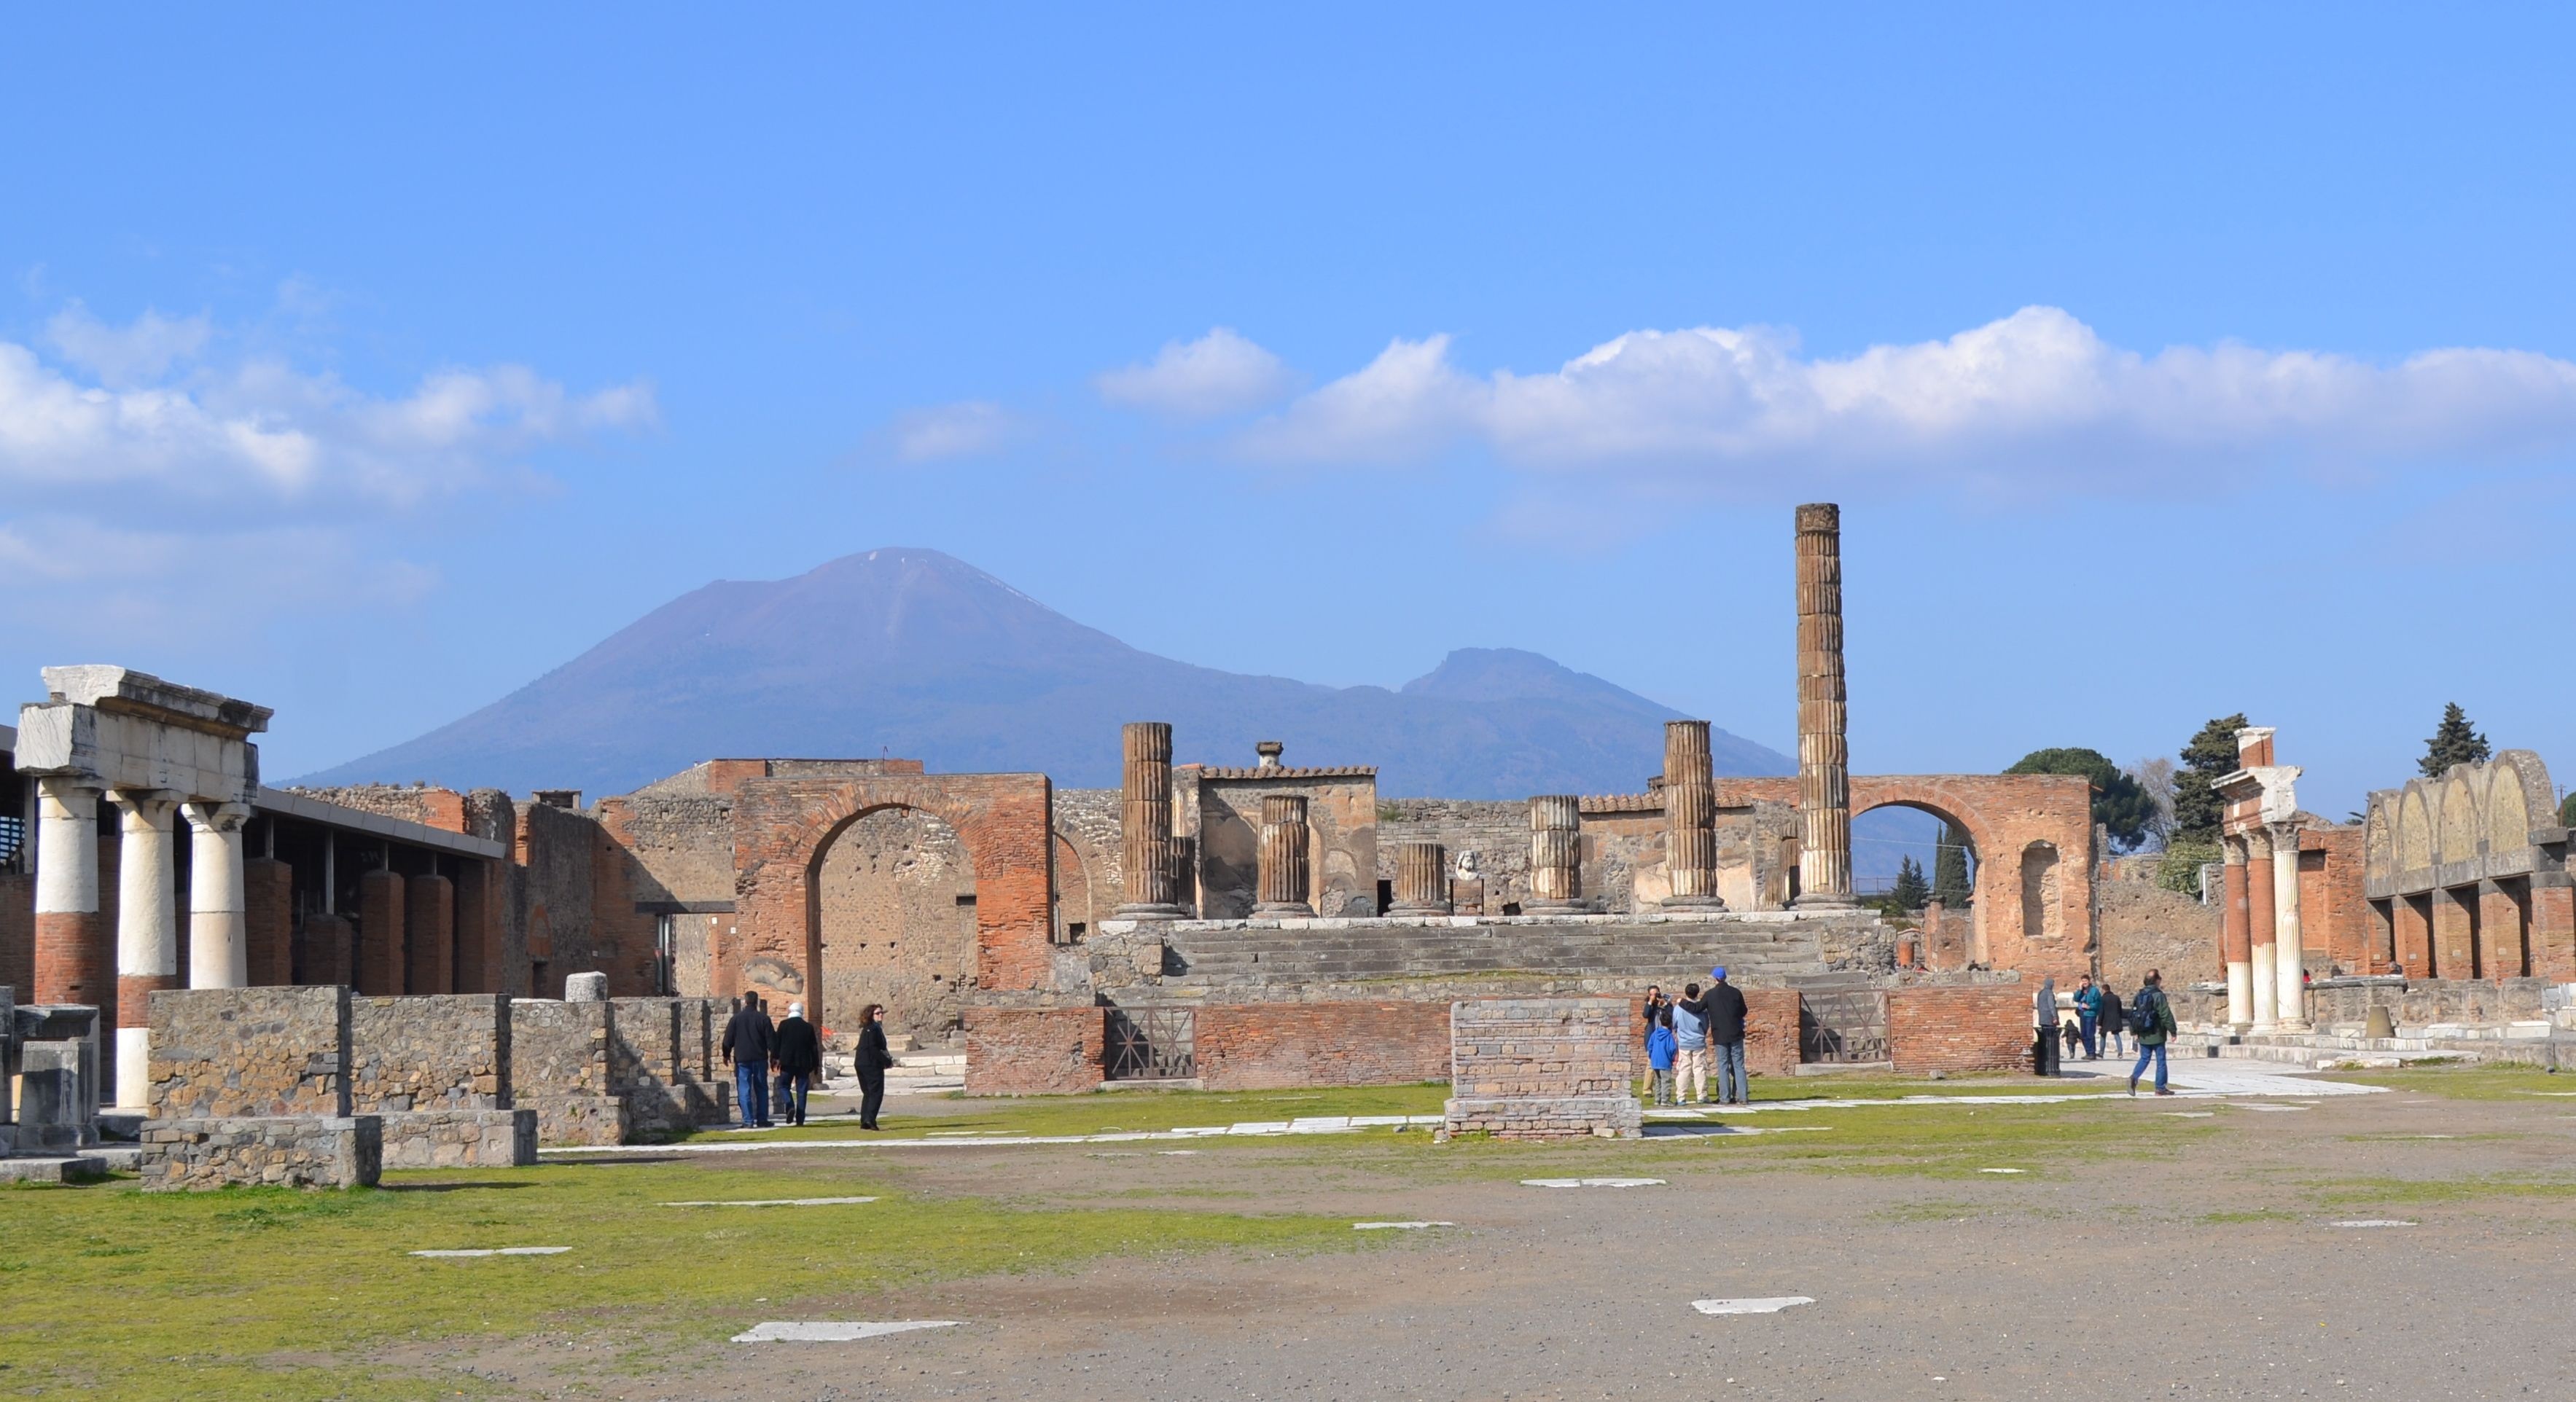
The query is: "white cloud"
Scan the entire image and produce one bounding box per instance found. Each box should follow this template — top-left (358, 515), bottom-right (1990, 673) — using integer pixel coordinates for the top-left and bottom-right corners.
top-left (1227, 308), bottom-right (2576, 490)
top-left (1096, 327), bottom-right (1300, 418)
top-left (889, 400), bottom-right (1018, 462)
top-left (0, 308), bottom-right (656, 505)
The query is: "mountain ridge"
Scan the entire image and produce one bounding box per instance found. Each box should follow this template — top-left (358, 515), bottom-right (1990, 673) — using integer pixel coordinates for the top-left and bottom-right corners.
top-left (293, 547), bottom-right (1792, 798)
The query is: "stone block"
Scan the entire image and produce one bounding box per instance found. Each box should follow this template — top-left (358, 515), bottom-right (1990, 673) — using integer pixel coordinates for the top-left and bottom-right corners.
top-left (377, 1108), bottom-right (538, 1169)
top-left (349, 994), bottom-right (511, 1112)
top-left (1443, 998), bottom-right (1641, 1140)
top-left (519, 1093), bottom-right (628, 1147)
top-left (149, 985), bottom-right (350, 1119)
top-left (138, 1115), bottom-right (381, 1191)
top-left (565, 971), bottom-right (609, 1003)
top-left (510, 999), bottom-right (609, 1097)
top-left (1442, 1094), bottom-right (1642, 1140)
top-left (18, 1043), bottom-right (93, 1152)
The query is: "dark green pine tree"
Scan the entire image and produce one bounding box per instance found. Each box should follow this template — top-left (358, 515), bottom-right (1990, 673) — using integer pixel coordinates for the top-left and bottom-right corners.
top-left (2170, 713), bottom-right (2250, 848)
top-left (1890, 854), bottom-right (1931, 910)
top-left (2419, 702), bottom-right (2491, 778)
top-left (1931, 821), bottom-right (1972, 908)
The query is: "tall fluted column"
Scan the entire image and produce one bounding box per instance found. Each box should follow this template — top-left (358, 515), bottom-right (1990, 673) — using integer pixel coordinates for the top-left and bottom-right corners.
top-left (1660, 720), bottom-right (1726, 910)
top-left (33, 775), bottom-right (105, 1009)
top-left (182, 801), bottom-right (251, 990)
top-left (110, 789), bottom-right (180, 1110)
top-left (1794, 503), bottom-right (1857, 908)
top-left (1389, 839), bottom-right (1451, 915)
top-left (2221, 837), bottom-right (2252, 1031)
top-left (1114, 721), bottom-right (1186, 918)
top-left (2271, 821), bottom-right (2308, 1030)
top-left (1253, 795), bottom-right (1314, 917)
top-left (1526, 795), bottom-right (1589, 912)
top-left (2246, 828), bottom-right (2279, 1033)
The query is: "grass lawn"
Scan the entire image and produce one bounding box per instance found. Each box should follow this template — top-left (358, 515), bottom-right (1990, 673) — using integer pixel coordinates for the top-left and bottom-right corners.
top-left (0, 1159), bottom-right (1365, 1401)
top-left (2316, 1061), bottom-right (2576, 1100)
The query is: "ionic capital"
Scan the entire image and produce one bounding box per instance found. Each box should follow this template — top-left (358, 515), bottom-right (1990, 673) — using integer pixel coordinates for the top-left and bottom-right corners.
top-left (181, 800), bottom-right (254, 836)
top-left (35, 774), bottom-right (101, 821)
top-left (109, 788), bottom-right (182, 831)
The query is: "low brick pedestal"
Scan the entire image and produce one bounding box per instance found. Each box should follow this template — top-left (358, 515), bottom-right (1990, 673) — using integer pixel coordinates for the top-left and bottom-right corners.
top-left (140, 1115), bottom-right (382, 1190)
top-left (1442, 998), bottom-right (1642, 1141)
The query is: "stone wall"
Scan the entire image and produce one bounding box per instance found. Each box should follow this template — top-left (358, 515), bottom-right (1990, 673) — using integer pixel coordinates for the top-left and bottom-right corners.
top-left (2098, 880), bottom-right (2220, 996)
top-left (961, 1006), bottom-right (1104, 1095)
top-left (1376, 796), bottom-right (1799, 916)
top-left (348, 994), bottom-right (510, 1111)
top-left (1193, 1002), bottom-right (1450, 1090)
top-left (1186, 768), bottom-right (1378, 918)
top-left (1443, 997), bottom-right (1641, 1140)
top-left (509, 998), bottom-right (623, 1144)
top-left (149, 985), bottom-right (351, 1119)
top-left (378, 1108), bottom-right (536, 1169)
top-left (0, 870), bottom-right (29, 998)
top-left (141, 1115), bottom-right (381, 1190)
top-left (606, 995), bottom-right (730, 1134)
top-left (1886, 984), bottom-right (2031, 1074)
top-left (285, 785), bottom-right (469, 833)
top-left (813, 806), bottom-right (980, 1043)
top-left (1052, 788), bottom-right (1122, 941)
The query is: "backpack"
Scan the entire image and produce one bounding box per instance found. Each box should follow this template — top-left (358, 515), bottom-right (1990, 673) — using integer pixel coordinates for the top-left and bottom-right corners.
top-left (2128, 989), bottom-right (2161, 1036)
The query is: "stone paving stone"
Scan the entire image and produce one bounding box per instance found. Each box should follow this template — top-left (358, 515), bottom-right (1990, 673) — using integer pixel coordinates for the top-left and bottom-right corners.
top-left (1520, 1177), bottom-right (1663, 1188)
top-left (1691, 1296), bottom-right (1815, 1315)
top-left (732, 1321), bottom-right (959, 1342)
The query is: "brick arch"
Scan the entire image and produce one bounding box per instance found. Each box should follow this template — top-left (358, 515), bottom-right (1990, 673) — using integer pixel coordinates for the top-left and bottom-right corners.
top-left (725, 772), bottom-right (1053, 1025)
top-left (1847, 774), bottom-right (2095, 982)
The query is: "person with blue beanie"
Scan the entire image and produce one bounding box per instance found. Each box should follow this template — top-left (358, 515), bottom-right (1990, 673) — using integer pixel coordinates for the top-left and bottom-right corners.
top-left (1701, 966), bottom-right (1752, 1105)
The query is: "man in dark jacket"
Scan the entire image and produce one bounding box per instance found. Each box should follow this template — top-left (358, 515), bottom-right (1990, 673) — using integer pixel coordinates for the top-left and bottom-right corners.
top-left (771, 1000), bottom-right (824, 1127)
top-left (2128, 970), bottom-right (2177, 1097)
top-left (1698, 966), bottom-right (1752, 1106)
top-left (720, 994), bottom-right (777, 1129)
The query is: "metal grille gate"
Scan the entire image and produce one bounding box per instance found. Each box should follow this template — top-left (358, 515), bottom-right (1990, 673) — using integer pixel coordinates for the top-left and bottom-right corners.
top-left (1106, 1007), bottom-right (1197, 1081)
top-left (1798, 989), bottom-right (1889, 1065)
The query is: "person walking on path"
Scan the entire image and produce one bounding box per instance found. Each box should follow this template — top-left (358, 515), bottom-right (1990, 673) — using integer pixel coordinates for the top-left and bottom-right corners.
top-left (2073, 976), bottom-right (2102, 1060)
top-left (854, 1003), bottom-right (895, 1130)
top-left (2097, 985), bottom-right (2127, 1060)
top-left (2032, 974), bottom-right (2061, 1077)
top-left (1701, 966), bottom-right (1752, 1106)
top-left (2128, 970), bottom-right (2177, 1096)
top-left (1670, 984), bottom-right (1712, 1104)
top-left (771, 1000), bottom-right (824, 1127)
top-left (720, 993), bottom-right (778, 1129)
top-left (1643, 988), bottom-right (1677, 1106)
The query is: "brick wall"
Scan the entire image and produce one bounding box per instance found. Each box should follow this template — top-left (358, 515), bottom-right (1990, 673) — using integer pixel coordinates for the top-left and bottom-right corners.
top-left (348, 994), bottom-right (509, 1111)
top-left (1194, 1002), bottom-right (1449, 1090)
top-left (357, 869), bottom-right (405, 996)
top-left (297, 913), bottom-right (353, 987)
top-left (2300, 824), bottom-right (2371, 975)
top-left (149, 985), bottom-right (352, 1119)
top-left (813, 806), bottom-right (980, 1045)
top-left (1743, 987), bottom-right (1801, 1076)
top-left (1886, 984), bottom-right (2031, 1074)
top-left (962, 1006), bottom-right (1103, 1095)
top-left (1448, 998), bottom-right (1634, 1098)
top-left (285, 786), bottom-right (467, 834)
top-left (243, 857), bottom-right (292, 987)
top-left (403, 873), bottom-right (455, 995)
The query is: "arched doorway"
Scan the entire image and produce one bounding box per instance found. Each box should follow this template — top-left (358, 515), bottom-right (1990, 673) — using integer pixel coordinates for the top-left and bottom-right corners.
top-left (1052, 831), bottom-right (1096, 944)
top-left (811, 805), bottom-right (978, 1046)
top-left (1852, 799), bottom-right (1983, 968)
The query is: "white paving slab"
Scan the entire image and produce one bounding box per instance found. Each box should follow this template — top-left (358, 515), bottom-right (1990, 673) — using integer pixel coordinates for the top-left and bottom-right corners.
top-left (2333, 1220), bottom-right (2418, 1229)
top-left (1977, 1167), bottom-right (2025, 1174)
top-left (732, 1320), bottom-right (959, 1342)
top-left (410, 1247), bottom-right (571, 1258)
top-left (1693, 1296), bottom-right (1815, 1315)
top-left (1522, 1177), bottom-right (1663, 1188)
top-left (662, 1197), bottom-right (877, 1207)
top-left (546, 1113), bottom-right (1440, 1158)
top-left (1353, 1221), bottom-right (1455, 1230)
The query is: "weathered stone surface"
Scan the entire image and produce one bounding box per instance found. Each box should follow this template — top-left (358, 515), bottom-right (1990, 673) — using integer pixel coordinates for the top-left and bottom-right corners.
top-left (1793, 503), bottom-right (1856, 908)
top-left (139, 1114), bottom-right (380, 1191)
top-left (1525, 796), bottom-right (1588, 912)
top-left (149, 985), bottom-right (348, 1119)
top-left (349, 994), bottom-right (510, 1112)
top-left (1443, 998), bottom-right (1641, 1140)
top-left (564, 971), bottom-right (609, 1003)
top-left (516, 1094), bottom-right (627, 1146)
top-left (1116, 721), bottom-right (1184, 917)
top-left (510, 998), bottom-right (621, 1143)
top-left (1253, 795), bottom-right (1314, 917)
top-left (376, 1108), bottom-right (536, 1169)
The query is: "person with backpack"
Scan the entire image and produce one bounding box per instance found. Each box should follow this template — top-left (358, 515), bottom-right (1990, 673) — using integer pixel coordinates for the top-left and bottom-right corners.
top-left (2097, 984), bottom-right (2127, 1060)
top-left (2072, 975), bottom-right (2102, 1060)
top-left (1701, 966), bottom-right (1752, 1106)
top-left (1643, 990), bottom-right (1677, 1106)
top-left (1670, 982), bottom-right (1712, 1104)
top-left (2128, 969), bottom-right (2177, 1096)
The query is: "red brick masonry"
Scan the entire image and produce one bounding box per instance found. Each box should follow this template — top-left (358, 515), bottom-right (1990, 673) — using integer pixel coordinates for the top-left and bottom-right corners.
top-left (1886, 984), bottom-right (2031, 1074)
top-left (962, 1006), bottom-right (1106, 1096)
top-left (1195, 1003), bottom-right (1448, 1091)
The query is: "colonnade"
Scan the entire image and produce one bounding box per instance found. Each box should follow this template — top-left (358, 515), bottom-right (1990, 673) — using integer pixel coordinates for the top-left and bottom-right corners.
top-left (2220, 821), bottom-right (2308, 1032)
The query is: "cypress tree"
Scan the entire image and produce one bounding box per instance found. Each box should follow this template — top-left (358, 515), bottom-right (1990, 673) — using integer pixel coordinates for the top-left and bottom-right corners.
top-left (1891, 855), bottom-right (1931, 909)
top-left (1931, 821), bottom-right (1972, 908)
top-left (2171, 713), bottom-right (2249, 848)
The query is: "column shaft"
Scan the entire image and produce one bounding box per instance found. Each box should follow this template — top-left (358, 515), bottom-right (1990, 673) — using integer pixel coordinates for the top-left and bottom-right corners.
top-left (1660, 720), bottom-right (1726, 910)
top-left (1115, 721), bottom-right (1185, 918)
top-left (2221, 841), bottom-right (2252, 1030)
top-left (2271, 823), bottom-right (2307, 1028)
top-left (32, 776), bottom-right (105, 1008)
top-left (110, 790), bottom-right (179, 1110)
top-left (2246, 832), bottom-right (2278, 1031)
top-left (1389, 840), bottom-right (1451, 915)
top-left (1253, 795), bottom-right (1314, 917)
top-left (1793, 503), bottom-right (1856, 907)
top-left (182, 802), bottom-right (251, 990)
top-left (1526, 795), bottom-right (1588, 911)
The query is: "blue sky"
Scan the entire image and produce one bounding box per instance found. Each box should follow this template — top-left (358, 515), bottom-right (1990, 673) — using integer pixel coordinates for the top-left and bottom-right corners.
top-left (6, 7), bottom-right (2575, 826)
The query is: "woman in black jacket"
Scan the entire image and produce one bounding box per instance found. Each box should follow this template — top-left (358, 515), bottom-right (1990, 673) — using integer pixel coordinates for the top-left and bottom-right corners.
top-left (855, 1003), bottom-right (895, 1130)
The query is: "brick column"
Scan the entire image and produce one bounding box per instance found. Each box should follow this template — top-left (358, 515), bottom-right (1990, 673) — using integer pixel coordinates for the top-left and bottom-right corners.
top-left (32, 775), bottom-right (106, 1009)
top-left (2394, 894), bottom-right (2433, 979)
top-left (109, 789), bottom-right (180, 1110)
top-left (1792, 503), bottom-right (1857, 908)
top-left (2270, 821), bottom-right (2308, 1030)
top-left (1114, 721), bottom-right (1185, 919)
top-left (2366, 898), bottom-right (2397, 976)
top-left (2245, 829), bottom-right (2278, 1032)
top-left (1526, 795), bottom-right (1588, 912)
top-left (181, 801), bottom-right (251, 989)
top-left (454, 858), bottom-right (503, 994)
top-left (2221, 837), bottom-right (2252, 1030)
top-left (1660, 720), bottom-right (1726, 911)
top-left (297, 912), bottom-right (354, 987)
top-left (243, 857), bottom-right (294, 987)
top-left (358, 869), bottom-right (407, 996)
top-left (404, 872), bottom-right (456, 994)
top-left (1252, 795), bottom-right (1314, 917)
top-left (1388, 839), bottom-right (1451, 915)
top-left (2532, 878), bottom-right (2576, 984)
top-left (2478, 879), bottom-right (2528, 980)
top-left (2431, 886), bottom-right (2475, 979)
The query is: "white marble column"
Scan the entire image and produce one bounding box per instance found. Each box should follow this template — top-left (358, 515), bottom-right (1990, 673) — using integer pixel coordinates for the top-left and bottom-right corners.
top-left (2271, 820), bottom-right (2308, 1031)
top-left (2222, 837), bottom-right (2252, 1031)
top-left (2247, 827), bottom-right (2279, 1033)
top-left (33, 775), bottom-right (104, 1005)
top-left (182, 801), bottom-right (252, 990)
top-left (110, 790), bottom-right (179, 1110)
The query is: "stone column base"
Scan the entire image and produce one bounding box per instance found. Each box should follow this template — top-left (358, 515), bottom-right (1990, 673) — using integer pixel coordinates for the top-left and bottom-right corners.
top-left (1386, 901), bottom-right (1455, 917)
top-left (1112, 904), bottom-right (1187, 920)
top-left (1251, 901), bottom-right (1315, 918)
top-left (1792, 892), bottom-right (1860, 909)
top-left (1660, 895), bottom-right (1731, 912)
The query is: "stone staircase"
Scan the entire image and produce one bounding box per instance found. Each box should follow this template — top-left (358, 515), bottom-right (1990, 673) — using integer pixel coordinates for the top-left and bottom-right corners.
top-left (1155, 921), bottom-right (1833, 996)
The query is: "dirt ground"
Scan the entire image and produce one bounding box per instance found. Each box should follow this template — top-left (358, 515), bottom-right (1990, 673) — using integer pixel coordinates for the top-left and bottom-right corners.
top-left (391, 1078), bottom-right (2576, 1402)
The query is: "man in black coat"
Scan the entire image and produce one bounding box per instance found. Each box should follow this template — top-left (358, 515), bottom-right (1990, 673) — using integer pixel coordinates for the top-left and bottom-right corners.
top-left (1701, 966), bottom-right (1752, 1106)
top-left (771, 1000), bottom-right (824, 1127)
top-left (719, 993), bottom-right (777, 1129)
